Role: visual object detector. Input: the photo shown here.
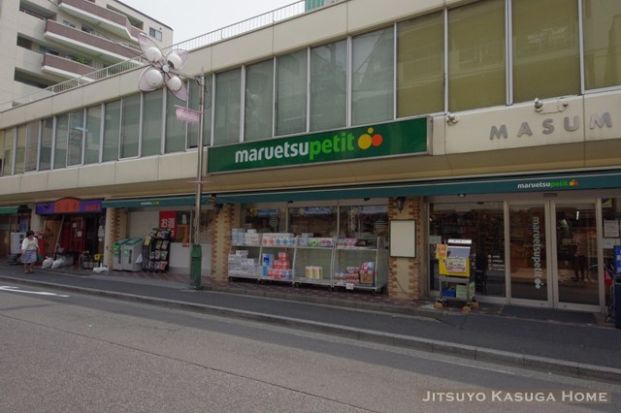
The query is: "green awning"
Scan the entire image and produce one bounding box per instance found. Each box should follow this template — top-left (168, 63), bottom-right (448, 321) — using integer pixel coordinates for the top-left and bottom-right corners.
top-left (0, 206), bottom-right (19, 215)
top-left (215, 169), bottom-right (621, 204)
top-left (102, 195), bottom-right (209, 209)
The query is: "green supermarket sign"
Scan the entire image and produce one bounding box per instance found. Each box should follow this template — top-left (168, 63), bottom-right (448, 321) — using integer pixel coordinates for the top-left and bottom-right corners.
top-left (207, 118), bottom-right (429, 173)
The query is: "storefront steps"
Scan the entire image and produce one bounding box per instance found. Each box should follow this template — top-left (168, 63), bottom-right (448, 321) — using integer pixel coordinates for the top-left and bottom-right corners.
top-left (1, 262), bottom-right (621, 383)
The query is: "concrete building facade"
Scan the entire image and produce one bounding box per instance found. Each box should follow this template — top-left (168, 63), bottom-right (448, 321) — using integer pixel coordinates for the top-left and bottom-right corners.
top-left (0, 0), bottom-right (620, 313)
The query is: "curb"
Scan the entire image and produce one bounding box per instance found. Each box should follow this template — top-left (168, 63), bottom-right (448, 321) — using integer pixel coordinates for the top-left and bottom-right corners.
top-left (2, 275), bottom-right (620, 383)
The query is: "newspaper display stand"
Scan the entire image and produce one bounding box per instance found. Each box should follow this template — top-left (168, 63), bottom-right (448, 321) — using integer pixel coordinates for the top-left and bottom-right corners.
top-left (435, 239), bottom-right (477, 312)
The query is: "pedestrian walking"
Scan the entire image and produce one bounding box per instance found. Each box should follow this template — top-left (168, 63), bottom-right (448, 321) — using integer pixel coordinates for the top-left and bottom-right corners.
top-left (21, 231), bottom-right (39, 273)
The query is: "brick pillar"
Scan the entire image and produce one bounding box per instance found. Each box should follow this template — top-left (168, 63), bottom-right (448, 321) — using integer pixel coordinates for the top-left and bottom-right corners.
top-left (387, 197), bottom-right (426, 300)
top-left (103, 208), bottom-right (127, 268)
top-left (210, 204), bottom-right (239, 282)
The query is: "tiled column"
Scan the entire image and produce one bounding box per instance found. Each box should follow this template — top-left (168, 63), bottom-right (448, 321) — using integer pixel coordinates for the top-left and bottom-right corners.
top-left (387, 197), bottom-right (426, 300)
top-left (210, 204), bottom-right (240, 282)
top-left (103, 207), bottom-right (127, 268)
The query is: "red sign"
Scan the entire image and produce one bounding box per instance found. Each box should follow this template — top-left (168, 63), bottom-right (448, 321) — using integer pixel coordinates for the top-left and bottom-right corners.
top-left (54, 198), bottom-right (81, 214)
top-left (159, 211), bottom-right (177, 239)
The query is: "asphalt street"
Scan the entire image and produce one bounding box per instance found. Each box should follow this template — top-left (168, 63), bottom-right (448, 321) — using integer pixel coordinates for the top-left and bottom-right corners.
top-left (1, 282), bottom-right (620, 413)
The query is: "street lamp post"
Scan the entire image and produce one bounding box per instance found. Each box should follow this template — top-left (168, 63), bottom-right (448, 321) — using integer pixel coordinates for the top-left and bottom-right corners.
top-left (190, 74), bottom-right (206, 290)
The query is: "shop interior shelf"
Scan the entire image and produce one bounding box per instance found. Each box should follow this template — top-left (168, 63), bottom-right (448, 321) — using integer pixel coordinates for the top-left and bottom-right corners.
top-left (228, 233), bottom-right (387, 291)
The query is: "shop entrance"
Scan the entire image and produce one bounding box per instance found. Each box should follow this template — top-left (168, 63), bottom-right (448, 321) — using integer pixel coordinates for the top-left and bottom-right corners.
top-left (508, 201), bottom-right (600, 310)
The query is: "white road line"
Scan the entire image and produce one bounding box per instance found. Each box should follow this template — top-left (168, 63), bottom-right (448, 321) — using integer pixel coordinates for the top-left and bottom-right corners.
top-left (0, 286), bottom-right (70, 298)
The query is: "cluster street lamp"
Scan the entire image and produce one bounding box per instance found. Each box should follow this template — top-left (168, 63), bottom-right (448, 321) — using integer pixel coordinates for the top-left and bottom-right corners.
top-left (137, 33), bottom-right (204, 289)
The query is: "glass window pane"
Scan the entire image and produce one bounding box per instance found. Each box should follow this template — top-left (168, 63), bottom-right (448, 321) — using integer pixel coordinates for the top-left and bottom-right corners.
top-left (398, 12), bottom-right (445, 117)
top-left (214, 69), bottom-right (241, 146)
top-left (142, 90), bottom-right (162, 156)
top-left (0, 130), bottom-right (5, 176)
top-left (39, 118), bottom-right (53, 170)
top-left (449, 0), bottom-right (505, 112)
top-left (276, 50), bottom-right (307, 135)
top-left (310, 40), bottom-right (347, 131)
top-left (103, 100), bottom-right (120, 162)
top-left (67, 110), bottom-right (84, 166)
top-left (583, 0), bottom-right (621, 90)
top-left (187, 76), bottom-right (213, 149)
top-left (245, 59), bottom-right (274, 141)
top-left (25, 121), bottom-right (39, 172)
top-left (288, 206), bottom-right (336, 237)
top-left (429, 202), bottom-right (505, 296)
top-left (187, 81), bottom-right (201, 148)
top-left (352, 28), bottom-right (394, 125)
top-left (513, 0), bottom-right (579, 102)
top-left (509, 205), bottom-right (547, 301)
top-left (121, 94), bottom-right (140, 158)
top-left (85, 106), bottom-right (101, 164)
top-left (54, 114), bottom-right (68, 169)
top-left (166, 89), bottom-right (187, 153)
top-left (202, 74), bottom-right (212, 146)
top-left (14, 126), bottom-right (26, 174)
top-left (2, 129), bottom-right (14, 176)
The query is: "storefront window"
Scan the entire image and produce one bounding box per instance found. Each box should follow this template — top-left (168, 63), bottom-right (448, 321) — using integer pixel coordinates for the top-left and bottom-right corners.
top-left (289, 206), bottom-right (337, 237)
top-left (201, 74), bottom-right (213, 147)
top-left (14, 125), bottom-right (26, 174)
top-left (352, 28), bottom-right (394, 125)
top-left (310, 40), bottom-right (347, 131)
top-left (103, 100), bottom-right (120, 162)
top-left (242, 205), bottom-right (286, 233)
top-left (429, 202), bottom-right (505, 296)
top-left (602, 197), bottom-right (621, 308)
top-left (165, 89), bottom-right (187, 153)
top-left (85, 106), bottom-right (101, 164)
top-left (245, 59), bottom-right (274, 141)
top-left (512, 0), bottom-right (580, 102)
top-left (276, 50), bottom-right (307, 136)
top-left (39, 118), bottom-right (53, 170)
top-left (448, 0), bottom-right (505, 112)
top-left (338, 205), bottom-right (388, 248)
top-left (121, 94), bottom-right (140, 158)
top-left (583, 0), bottom-right (621, 90)
top-left (142, 90), bottom-right (163, 156)
top-left (555, 202), bottom-right (598, 305)
top-left (398, 12), bottom-right (444, 117)
top-left (67, 109), bottom-right (84, 166)
top-left (214, 69), bottom-right (241, 146)
top-left (24, 121), bottom-right (39, 172)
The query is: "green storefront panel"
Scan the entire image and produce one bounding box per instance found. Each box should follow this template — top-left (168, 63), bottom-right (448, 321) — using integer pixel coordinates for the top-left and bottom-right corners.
top-left (207, 118), bottom-right (429, 174)
top-left (102, 196), bottom-right (209, 209)
top-left (0, 206), bottom-right (19, 215)
top-left (215, 170), bottom-right (621, 204)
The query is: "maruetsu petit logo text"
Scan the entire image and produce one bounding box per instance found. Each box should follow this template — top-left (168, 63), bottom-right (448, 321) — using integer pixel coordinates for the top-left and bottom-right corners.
top-left (234, 128), bottom-right (384, 164)
top-left (516, 179), bottom-right (579, 190)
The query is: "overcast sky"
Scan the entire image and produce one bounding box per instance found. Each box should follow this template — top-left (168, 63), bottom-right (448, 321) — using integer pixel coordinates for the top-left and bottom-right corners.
top-left (122, 0), bottom-right (298, 44)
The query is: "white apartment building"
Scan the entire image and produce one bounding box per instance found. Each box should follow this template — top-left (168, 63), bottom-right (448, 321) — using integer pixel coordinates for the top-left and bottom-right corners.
top-left (0, 0), bottom-right (173, 108)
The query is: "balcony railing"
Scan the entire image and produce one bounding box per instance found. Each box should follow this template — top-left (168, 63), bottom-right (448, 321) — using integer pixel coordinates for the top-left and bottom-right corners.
top-left (42, 53), bottom-right (96, 78)
top-left (4, 0), bottom-right (323, 109)
top-left (44, 19), bottom-right (141, 60)
top-left (58, 0), bottom-right (143, 40)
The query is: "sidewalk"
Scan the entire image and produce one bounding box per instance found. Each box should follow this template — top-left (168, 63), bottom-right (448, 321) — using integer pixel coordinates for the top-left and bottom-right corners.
top-left (1, 262), bottom-right (620, 383)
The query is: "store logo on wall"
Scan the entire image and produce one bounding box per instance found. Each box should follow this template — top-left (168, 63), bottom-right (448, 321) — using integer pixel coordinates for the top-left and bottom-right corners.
top-left (516, 179), bottom-right (579, 191)
top-left (207, 118), bottom-right (428, 173)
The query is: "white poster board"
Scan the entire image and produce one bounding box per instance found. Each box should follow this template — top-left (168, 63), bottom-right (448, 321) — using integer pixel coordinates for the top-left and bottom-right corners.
top-left (390, 220), bottom-right (416, 258)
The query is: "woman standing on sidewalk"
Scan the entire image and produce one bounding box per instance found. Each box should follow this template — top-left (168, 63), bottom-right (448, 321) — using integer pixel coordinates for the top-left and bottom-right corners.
top-left (20, 231), bottom-right (39, 273)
